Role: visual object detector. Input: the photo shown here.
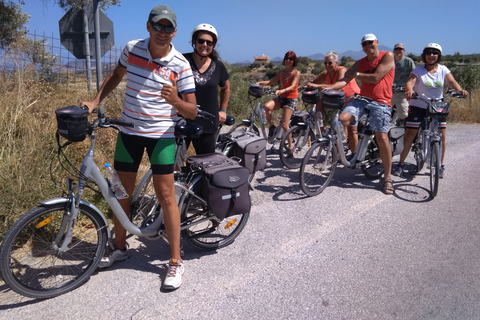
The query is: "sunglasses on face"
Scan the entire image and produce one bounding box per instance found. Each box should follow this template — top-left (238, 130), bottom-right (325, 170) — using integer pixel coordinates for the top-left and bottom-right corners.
top-left (362, 41), bottom-right (374, 47)
top-left (197, 38), bottom-right (214, 47)
top-left (425, 50), bottom-right (439, 56)
top-left (324, 61), bottom-right (334, 65)
top-left (285, 57), bottom-right (295, 61)
top-left (150, 21), bottom-right (175, 34)
top-left (394, 48), bottom-right (404, 51)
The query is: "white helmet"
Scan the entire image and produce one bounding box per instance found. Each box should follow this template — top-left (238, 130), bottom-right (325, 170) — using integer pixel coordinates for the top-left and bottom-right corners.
top-left (192, 23), bottom-right (218, 40)
top-left (424, 43), bottom-right (442, 54)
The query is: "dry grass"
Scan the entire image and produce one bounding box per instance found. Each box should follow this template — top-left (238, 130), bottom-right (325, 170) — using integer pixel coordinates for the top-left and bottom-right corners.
top-left (448, 87), bottom-right (480, 124)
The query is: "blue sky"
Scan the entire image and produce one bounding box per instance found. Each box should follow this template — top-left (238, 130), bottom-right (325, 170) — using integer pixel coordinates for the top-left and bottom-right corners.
top-left (23, 0), bottom-right (479, 63)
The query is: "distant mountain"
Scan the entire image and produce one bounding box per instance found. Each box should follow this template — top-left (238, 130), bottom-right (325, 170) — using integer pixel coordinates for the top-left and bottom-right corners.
top-left (308, 45), bottom-right (393, 61)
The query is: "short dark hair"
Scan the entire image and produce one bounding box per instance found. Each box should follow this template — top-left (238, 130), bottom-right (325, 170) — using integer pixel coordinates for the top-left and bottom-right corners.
top-left (283, 51), bottom-right (297, 67)
top-left (421, 49), bottom-right (442, 64)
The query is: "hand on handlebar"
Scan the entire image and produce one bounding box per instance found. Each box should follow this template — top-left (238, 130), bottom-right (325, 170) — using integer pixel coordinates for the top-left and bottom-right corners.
top-left (79, 100), bottom-right (98, 114)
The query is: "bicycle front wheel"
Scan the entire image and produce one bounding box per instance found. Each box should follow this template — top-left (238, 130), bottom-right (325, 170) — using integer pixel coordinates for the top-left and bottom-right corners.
top-left (0, 203), bottom-right (107, 299)
top-left (180, 180), bottom-right (250, 250)
top-left (430, 141), bottom-right (440, 198)
top-left (299, 140), bottom-right (337, 196)
top-left (227, 120), bottom-right (260, 136)
top-left (279, 125), bottom-right (315, 169)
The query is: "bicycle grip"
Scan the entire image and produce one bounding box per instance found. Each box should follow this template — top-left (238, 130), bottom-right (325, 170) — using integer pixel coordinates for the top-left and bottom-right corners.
top-left (109, 119), bottom-right (135, 128)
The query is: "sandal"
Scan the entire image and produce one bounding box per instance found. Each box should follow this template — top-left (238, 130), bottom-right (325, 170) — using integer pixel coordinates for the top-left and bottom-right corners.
top-left (383, 179), bottom-right (394, 195)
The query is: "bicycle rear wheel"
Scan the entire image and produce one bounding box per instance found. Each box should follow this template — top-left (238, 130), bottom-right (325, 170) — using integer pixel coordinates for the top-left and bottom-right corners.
top-left (299, 140), bottom-right (337, 196)
top-left (180, 180), bottom-right (250, 250)
top-left (0, 203), bottom-right (107, 299)
top-left (430, 141), bottom-right (440, 198)
top-left (279, 125), bottom-right (315, 169)
top-left (361, 139), bottom-right (384, 180)
top-left (227, 120), bottom-right (260, 136)
top-left (130, 169), bottom-right (161, 228)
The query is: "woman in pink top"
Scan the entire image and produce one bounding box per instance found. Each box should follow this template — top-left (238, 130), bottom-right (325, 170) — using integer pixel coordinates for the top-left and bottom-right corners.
top-left (306, 51), bottom-right (361, 153)
top-left (257, 51), bottom-right (301, 151)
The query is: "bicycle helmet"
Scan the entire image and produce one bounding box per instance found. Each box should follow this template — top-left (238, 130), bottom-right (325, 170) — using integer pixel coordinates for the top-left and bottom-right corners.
top-left (192, 23), bottom-right (218, 40)
top-left (424, 43), bottom-right (442, 54)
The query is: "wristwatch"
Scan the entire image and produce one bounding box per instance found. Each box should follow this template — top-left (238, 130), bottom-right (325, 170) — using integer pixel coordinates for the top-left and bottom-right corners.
top-left (354, 72), bottom-right (360, 79)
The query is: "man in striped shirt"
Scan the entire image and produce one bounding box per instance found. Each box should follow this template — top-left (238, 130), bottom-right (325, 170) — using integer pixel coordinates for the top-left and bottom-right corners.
top-left (82, 5), bottom-right (196, 290)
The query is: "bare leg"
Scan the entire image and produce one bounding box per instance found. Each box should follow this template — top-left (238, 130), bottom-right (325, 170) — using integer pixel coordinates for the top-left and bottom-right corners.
top-left (263, 99), bottom-right (280, 127)
top-left (398, 128), bottom-right (419, 164)
top-left (375, 131), bottom-right (393, 194)
top-left (153, 173), bottom-right (182, 260)
top-left (347, 125), bottom-right (358, 153)
top-left (439, 128), bottom-right (446, 165)
top-left (282, 107), bottom-right (294, 149)
top-left (114, 171), bottom-right (137, 249)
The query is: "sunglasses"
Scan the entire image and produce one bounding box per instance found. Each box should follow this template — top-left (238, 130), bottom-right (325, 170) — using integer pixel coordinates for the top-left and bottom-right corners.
top-left (324, 61), bottom-right (334, 65)
top-left (197, 38), bottom-right (214, 47)
top-left (424, 50), bottom-right (439, 55)
top-left (150, 21), bottom-right (175, 34)
top-left (394, 48), bottom-right (404, 51)
top-left (362, 41), bottom-right (374, 47)
top-left (285, 57), bottom-right (295, 61)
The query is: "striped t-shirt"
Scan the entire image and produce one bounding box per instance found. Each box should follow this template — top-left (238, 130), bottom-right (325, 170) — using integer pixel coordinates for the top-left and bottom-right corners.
top-left (118, 39), bottom-right (195, 139)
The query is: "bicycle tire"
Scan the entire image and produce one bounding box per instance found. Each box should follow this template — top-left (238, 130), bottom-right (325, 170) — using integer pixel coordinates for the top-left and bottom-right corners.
top-left (299, 140), bottom-right (337, 197)
top-left (430, 141), bottom-right (440, 198)
top-left (180, 179), bottom-right (250, 250)
top-left (0, 203), bottom-right (107, 299)
top-left (227, 121), bottom-right (260, 136)
top-left (361, 139), bottom-right (385, 180)
top-left (130, 169), bottom-right (161, 228)
top-left (279, 125), bottom-right (315, 169)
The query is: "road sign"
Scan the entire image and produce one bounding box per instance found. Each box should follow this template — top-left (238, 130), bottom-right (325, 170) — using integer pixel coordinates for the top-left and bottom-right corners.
top-left (59, 5), bottom-right (114, 59)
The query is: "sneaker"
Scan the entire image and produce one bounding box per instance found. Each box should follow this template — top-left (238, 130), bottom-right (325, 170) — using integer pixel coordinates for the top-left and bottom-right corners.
top-left (97, 244), bottom-right (129, 269)
top-left (439, 165), bottom-right (445, 178)
top-left (393, 163), bottom-right (405, 176)
top-left (268, 125), bottom-right (276, 140)
top-left (163, 258), bottom-right (185, 290)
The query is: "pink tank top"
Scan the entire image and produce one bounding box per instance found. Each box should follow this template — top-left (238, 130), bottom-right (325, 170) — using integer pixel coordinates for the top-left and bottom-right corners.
top-left (358, 51), bottom-right (394, 106)
top-left (280, 69), bottom-right (299, 99)
top-left (326, 66), bottom-right (360, 99)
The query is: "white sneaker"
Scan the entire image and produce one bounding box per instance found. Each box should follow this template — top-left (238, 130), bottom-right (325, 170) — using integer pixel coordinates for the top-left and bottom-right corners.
top-left (163, 258), bottom-right (184, 290)
top-left (97, 244), bottom-right (129, 269)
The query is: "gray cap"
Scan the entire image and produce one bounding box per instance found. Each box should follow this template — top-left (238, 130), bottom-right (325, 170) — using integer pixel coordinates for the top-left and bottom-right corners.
top-left (361, 33), bottom-right (377, 43)
top-left (394, 42), bottom-right (405, 50)
top-left (148, 5), bottom-right (176, 28)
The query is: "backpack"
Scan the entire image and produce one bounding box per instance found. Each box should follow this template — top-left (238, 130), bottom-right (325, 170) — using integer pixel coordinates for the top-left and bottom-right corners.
top-left (229, 130), bottom-right (267, 174)
top-left (186, 153), bottom-right (251, 220)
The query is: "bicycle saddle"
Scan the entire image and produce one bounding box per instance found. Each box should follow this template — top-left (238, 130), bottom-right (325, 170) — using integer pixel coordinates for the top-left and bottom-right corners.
top-left (174, 123), bottom-right (203, 139)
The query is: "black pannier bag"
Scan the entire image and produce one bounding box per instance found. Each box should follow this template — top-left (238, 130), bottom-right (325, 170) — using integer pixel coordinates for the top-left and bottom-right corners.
top-left (55, 106), bottom-right (90, 142)
top-left (322, 89), bottom-right (345, 109)
top-left (290, 110), bottom-right (309, 127)
top-left (248, 83), bottom-right (263, 98)
top-left (229, 130), bottom-right (267, 174)
top-left (388, 126), bottom-right (405, 156)
top-left (186, 153), bottom-right (251, 220)
top-left (302, 88), bottom-right (320, 104)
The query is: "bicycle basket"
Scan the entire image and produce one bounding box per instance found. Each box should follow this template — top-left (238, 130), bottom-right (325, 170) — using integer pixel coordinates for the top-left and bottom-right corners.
top-left (55, 106), bottom-right (90, 142)
top-left (301, 89), bottom-right (320, 104)
top-left (248, 83), bottom-right (263, 98)
top-left (322, 89), bottom-right (345, 110)
top-left (426, 102), bottom-right (450, 117)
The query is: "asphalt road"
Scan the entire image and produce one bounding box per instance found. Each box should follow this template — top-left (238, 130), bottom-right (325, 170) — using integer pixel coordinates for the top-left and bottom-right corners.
top-left (1, 124), bottom-right (480, 320)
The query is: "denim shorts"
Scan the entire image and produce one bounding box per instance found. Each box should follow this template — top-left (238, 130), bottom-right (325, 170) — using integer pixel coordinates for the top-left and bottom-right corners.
top-left (342, 99), bottom-right (392, 133)
top-left (276, 96), bottom-right (298, 111)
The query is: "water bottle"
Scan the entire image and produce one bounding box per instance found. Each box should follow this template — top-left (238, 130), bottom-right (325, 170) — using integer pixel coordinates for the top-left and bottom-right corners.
top-left (261, 108), bottom-right (268, 124)
top-left (104, 163), bottom-right (128, 199)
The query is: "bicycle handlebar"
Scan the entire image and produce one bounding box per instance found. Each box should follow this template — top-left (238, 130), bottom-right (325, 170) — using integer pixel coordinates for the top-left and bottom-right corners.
top-left (412, 90), bottom-right (464, 102)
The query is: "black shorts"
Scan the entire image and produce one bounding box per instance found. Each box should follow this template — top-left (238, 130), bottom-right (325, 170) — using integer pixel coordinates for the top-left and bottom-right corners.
top-left (113, 132), bottom-right (175, 175)
top-left (405, 105), bottom-right (447, 130)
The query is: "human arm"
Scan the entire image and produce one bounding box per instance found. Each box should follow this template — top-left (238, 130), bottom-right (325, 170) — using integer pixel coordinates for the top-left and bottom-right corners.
top-left (218, 79), bottom-right (230, 124)
top-left (355, 51), bottom-right (395, 84)
top-left (404, 73), bottom-right (417, 101)
top-left (257, 72), bottom-right (281, 87)
top-left (80, 64), bottom-right (127, 113)
top-left (162, 79), bottom-right (198, 119)
top-left (444, 73), bottom-right (469, 98)
top-left (305, 71), bottom-right (327, 89)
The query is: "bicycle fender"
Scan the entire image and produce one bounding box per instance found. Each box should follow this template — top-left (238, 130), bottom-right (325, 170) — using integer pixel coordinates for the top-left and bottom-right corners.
top-left (39, 197), bottom-right (111, 237)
